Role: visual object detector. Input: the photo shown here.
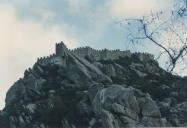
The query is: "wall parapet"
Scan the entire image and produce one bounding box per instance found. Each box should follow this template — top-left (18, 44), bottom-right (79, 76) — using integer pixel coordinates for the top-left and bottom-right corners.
top-left (71, 46), bottom-right (132, 61)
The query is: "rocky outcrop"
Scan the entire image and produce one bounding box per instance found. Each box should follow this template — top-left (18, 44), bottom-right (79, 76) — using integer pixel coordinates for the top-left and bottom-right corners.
top-left (0, 42), bottom-right (187, 128)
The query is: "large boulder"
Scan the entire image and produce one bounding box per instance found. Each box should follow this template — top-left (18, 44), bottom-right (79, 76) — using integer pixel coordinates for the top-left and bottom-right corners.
top-left (90, 84), bottom-right (166, 127)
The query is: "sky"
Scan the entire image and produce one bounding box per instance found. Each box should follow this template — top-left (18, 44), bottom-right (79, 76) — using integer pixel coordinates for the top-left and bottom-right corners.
top-left (0, 0), bottom-right (175, 109)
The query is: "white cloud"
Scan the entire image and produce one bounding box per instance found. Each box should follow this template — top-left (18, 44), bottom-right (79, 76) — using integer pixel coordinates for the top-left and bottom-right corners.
top-left (0, 4), bottom-right (78, 109)
top-left (67, 0), bottom-right (90, 15)
top-left (32, 8), bottom-right (57, 21)
top-left (109, 0), bottom-right (173, 18)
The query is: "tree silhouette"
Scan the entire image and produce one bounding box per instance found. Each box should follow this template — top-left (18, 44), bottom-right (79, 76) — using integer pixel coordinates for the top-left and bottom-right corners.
top-left (124, 0), bottom-right (187, 74)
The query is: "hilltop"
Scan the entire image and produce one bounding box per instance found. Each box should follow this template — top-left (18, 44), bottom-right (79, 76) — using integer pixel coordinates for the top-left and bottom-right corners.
top-left (0, 42), bottom-right (187, 128)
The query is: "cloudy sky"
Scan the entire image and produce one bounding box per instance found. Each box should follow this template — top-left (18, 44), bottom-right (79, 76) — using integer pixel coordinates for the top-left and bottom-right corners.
top-left (0, 0), bottom-right (174, 109)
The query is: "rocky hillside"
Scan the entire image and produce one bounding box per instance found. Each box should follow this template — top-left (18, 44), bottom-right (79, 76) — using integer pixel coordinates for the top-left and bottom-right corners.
top-left (0, 42), bottom-right (187, 128)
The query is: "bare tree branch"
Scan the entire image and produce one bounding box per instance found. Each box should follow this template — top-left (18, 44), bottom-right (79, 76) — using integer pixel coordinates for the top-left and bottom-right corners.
top-left (124, 10), bottom-right (187, 73)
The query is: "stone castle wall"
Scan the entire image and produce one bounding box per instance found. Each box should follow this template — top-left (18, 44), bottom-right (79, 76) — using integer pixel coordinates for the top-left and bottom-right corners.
top-left (55, 42), bottom-right (154, 61)
top-left (71, 47), bottom-right (132, 61)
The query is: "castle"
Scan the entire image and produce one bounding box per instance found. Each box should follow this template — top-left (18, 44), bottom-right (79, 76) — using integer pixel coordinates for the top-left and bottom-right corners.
top-left (55, 41), bottom-right (132, 60)
top-left (55, 41), bottom-right (154, 61)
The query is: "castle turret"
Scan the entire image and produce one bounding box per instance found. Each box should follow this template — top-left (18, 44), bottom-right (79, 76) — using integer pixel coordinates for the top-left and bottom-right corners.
top-left (55, 41), bottom-right (68, 56)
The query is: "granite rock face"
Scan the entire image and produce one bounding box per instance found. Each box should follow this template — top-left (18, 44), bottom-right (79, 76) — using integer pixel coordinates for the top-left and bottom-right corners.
top-left (0, 42), bottom-right (187, 128)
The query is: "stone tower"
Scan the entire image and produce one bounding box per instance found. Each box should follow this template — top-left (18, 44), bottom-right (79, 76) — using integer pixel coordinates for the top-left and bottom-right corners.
top-left (55, 41), bottom-right (68, 56)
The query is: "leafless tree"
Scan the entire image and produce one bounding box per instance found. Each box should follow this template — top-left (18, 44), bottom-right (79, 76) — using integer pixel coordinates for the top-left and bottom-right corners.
top-left (173, 0), bottom-right (187, 17)
top-left (123, 1), bottom-right (187, 74)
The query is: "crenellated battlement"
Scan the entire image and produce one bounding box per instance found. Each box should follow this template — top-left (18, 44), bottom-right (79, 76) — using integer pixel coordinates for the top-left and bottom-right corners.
top-left (71, 46), bottom-right (132, 61)
top-left (70, 46), bottom-right (155, 62)
top-left (53, 41), bottom-right (154, 62)
top-left (36, 53), bottom-right (56, 65)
